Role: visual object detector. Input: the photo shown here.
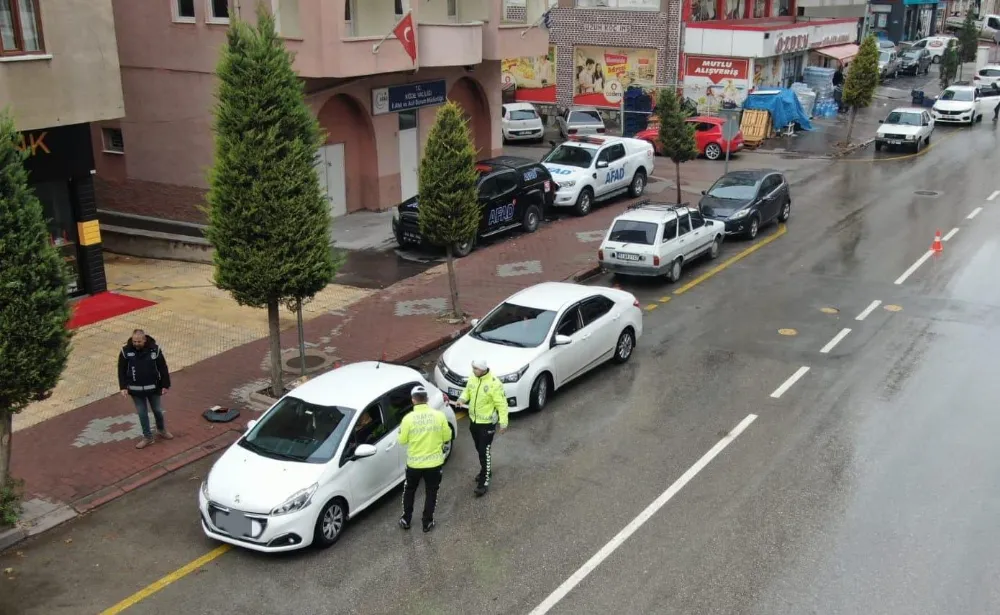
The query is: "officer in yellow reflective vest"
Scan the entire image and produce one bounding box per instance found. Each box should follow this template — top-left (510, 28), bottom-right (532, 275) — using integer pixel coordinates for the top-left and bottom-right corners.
top-left (398, 385), bottom-right (452, 533)
top-left (456, 359), bottom-right (509, 497)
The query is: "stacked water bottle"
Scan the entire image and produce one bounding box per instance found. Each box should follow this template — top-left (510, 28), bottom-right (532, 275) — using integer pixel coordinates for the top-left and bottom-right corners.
top-left (803, 66), bottom-right (839, 118)
top-left (791, 82), bottom-right (817, 118)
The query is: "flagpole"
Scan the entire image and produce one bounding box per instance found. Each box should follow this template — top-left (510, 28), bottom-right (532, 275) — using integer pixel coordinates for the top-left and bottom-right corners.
top-left (520, 9), bottom-right (548, 39)
top-left (373, 10), bottom-right (412, 54)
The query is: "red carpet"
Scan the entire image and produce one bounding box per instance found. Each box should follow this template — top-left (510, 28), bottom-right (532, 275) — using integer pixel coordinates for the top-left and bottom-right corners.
top-left (68, 292), bottom-right (157, 329)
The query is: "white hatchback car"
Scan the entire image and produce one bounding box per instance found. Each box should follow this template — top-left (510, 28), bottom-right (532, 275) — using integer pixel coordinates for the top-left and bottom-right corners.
top-left (502, 102), bottom-right (545, 143)
top-left (434, 282), bottom-right (643, 413)
top-left (875, 107), bottom-right (934, 152)
top-left (199, 362), bottom-right (458, 553)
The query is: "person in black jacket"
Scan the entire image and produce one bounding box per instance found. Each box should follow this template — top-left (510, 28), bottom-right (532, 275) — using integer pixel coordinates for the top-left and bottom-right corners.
top-left (118, 329), bottom-right (173, 449)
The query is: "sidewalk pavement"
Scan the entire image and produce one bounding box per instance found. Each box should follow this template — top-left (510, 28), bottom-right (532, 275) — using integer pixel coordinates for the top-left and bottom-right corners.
top-left (4, 185), bottom-right (699, 543)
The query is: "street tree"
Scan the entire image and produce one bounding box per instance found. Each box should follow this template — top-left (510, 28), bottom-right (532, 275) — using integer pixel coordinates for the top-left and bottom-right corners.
top-left (205, 6), bottom-right (336, 397)
top-left (416, 101), bottom-right (480, 321)
top-left (654, 88), bottom-right (698, 205)
top-left (940, 39), bottom-right (960, 90)
top-left (958, 11), bottom-right (979, 80)
top-left (0, 110), bottom-right (72, 522)
top-left (842, 34), bottom-right (880, 144)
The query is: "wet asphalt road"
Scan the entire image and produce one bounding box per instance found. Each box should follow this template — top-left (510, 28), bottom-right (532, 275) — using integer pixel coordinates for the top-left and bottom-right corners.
top-left (4, 121), bottom-right (1000, 615)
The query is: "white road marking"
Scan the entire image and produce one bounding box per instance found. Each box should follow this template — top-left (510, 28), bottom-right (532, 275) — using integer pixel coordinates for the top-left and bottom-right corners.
top-left (855, 300), bottom-right (882, 321)
top-left (894, 250), bottom-right (934, 285)
top-left (820, 328), bottom-right (852, 354)
top-left (770, 366), bottom-right (811, 399)
top-left (650, 175), bottom-right (673, 184)
top-left (988, 190), bottom-right (1000, 201)
top-left (942, 227), bottom-right (960, 242)
top-left (967, 207), bottom-right (982, 219)
top-left (527, 414), bottom-right (758, 615)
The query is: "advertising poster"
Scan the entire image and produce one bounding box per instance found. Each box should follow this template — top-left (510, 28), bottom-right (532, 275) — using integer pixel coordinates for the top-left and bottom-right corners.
top-left (501, 45), bottom-right (557, 104)
top-left (572, 46), bottom-right (658, 108)
top-left (683, 55), bottom-right (751, 113)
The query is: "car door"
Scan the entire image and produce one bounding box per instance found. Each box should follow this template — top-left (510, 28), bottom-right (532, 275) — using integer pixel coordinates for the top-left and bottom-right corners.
top-left (476, 176), bottom-right (498, 235)
top-left (757, 175), bottom-right (781, 221)
top-left (381, 382), bottom-right (422, 467)
top-left (341, 400), bottom-right (399, 507)
top-left (578, 295), bottom-right (619, 365)
top-left (921, 49), bottom-right (931, 71)
top-left (921, 110), bottom-right (933, 138)
top-left (658, 216), bottom-right (681, 265)
top-left (675, 211), bottom-right (697, 259)
top-left (977, 86), bottom-right (999, 116)
top-left (605, 143), bottom-right (629, 191)
top-left (687, 209), bottom-right (713, 255)
top-left (549, 305), bottom-right (590, 385)
top-left (485, 170), bottom-right (519, 233)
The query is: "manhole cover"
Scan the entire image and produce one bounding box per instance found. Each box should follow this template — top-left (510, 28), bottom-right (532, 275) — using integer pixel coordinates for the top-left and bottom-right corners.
top-left (914, 190), bottom-right (940, 197)
top-left (778, 328), bottom-right (798, 336)
top-left (884, 304), bottom-right (903, 312)
top-left (284, 355), bottom-right (325, 370)
top-left (820, 307), bottom-right (840, 314)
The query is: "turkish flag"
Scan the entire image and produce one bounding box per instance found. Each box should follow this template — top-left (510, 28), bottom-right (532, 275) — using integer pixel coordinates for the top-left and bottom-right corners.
top-left (393, 12), bottom-right (416, 64)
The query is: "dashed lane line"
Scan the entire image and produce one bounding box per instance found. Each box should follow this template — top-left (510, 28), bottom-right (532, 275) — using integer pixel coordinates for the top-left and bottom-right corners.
top-left (894, 250), bottom-right (935, 286)
top-left (988, 190), bottom-right (999, 202)
top-left (942, 227), bottom-right (960, 242)
top-left (967, 207), bottom-right (982, 220)
top-left (820, 328), bottom-right (852, 354)
top-left (770, 366), bottom-right (811, 399)
top-left (855, 300), bottom-right (882, 321)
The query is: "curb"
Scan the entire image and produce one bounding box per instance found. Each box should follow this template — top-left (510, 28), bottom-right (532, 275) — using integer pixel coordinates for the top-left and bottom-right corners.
top-left (0, 526), bottom-right (27, 553)
top-left (568, 265), bottom-right (603, 283)
top-left (832, 138), bottom-right (875, 158)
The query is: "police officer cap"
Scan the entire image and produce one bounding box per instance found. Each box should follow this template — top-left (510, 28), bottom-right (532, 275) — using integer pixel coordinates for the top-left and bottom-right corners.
top-left (471, 359), bottom-right (488, 370)
top-left (410, 385), bottom-right (427, 396)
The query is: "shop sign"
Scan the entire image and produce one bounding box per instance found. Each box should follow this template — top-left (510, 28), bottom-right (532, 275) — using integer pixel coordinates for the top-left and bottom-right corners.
top-left (683, 55), bottom-right (751, 113)
top-left (775, 32), bottom-right (810, 54)
top-left (18, 123), bottom-right (94, 182)
top-left (17, 132), bottom-right (51, 158)
top-left (501, 45), bottom-right (557, 104)
top-left (371, 80), bottom-right (447, 116)
top-left (685, 56), bottom-right (750, 82)
top-left (582, 23), bottom-right (632, 34)
top-left (811, 32), bottom-right (854, 48)
top-left (572, 46), bottom-right (658, 108)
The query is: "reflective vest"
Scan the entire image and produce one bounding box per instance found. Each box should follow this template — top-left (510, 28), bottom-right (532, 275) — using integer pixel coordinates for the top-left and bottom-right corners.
top-left (459, 371), bottom-right (509, 427)
top-left (398, 404), bottom-right (451, 469)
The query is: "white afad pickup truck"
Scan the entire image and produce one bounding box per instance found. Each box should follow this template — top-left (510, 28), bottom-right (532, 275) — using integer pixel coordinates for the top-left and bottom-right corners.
top-left (541, 136), bottom-right (655, 216)
top-left (944, 13), bottom-right (1000, 40)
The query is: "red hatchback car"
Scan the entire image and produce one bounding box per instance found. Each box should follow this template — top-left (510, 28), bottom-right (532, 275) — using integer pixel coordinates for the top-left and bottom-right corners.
top-left (636, 116), bottom-right (744, 161)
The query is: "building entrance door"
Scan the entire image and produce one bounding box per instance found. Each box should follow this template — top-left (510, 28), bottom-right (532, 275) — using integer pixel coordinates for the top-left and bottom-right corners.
top-left (315, 143), bottom-right (347, 224)
top-left (398, 111), bottom-right (419, 201)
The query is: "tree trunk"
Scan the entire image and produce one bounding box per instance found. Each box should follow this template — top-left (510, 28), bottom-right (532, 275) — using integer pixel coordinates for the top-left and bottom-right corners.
top-left (267, 298), bottom-right (284, 398)
top-left (674, 161), bottom-right (682, 205)
top-left (0, 410), bottom-right (12, 490)
top-left (445, 243), bottom-right (463, 320)
top-left (844, 106), bottom-right (858, 144)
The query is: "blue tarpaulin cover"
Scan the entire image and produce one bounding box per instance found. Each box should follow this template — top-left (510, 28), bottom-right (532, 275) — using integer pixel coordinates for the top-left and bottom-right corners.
top-left (743, 89), bottom-right (814, 132)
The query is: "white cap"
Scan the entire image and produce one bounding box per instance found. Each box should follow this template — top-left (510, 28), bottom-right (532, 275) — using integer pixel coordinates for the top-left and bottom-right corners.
top-left (410, 385), bottom-right (427, 396)
top-left (471, 359), bottom-right (488, 371)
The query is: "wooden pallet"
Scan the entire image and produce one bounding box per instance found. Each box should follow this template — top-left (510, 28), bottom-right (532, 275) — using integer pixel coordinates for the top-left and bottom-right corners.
top-left (740, 109), bottom-right (772, 145)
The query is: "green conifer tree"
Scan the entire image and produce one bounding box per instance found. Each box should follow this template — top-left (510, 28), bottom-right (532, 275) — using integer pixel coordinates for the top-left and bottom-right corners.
top-left (655, 89), bottom-right (698, 205)
top-left (940, 39), bottom-right (960, 90)
top-left (842, 34), bottom-right (880, 144)
top-left (205, 6), bottom-right (336, 396)
top-left (958, 11), bottom-right (979, 80)
top-left (417, 101), bottom-right (480, 320)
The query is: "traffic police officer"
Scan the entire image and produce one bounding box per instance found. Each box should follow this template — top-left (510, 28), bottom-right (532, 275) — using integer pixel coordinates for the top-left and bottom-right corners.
top-left (398, 385), bottom-right (452, 533)
top-left (457, 359), bottom-right (509, 497)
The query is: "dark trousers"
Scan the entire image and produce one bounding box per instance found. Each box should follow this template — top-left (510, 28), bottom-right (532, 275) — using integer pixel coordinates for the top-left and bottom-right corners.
top-left (131, 394), bottom-right (165, 438)
top-left (402, 466), bottom-right (443, 524)
top-left (469, 422), bottom-right (496, 487)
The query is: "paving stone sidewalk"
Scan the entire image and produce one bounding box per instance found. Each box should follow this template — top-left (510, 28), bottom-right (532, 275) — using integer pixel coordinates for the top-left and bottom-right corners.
top-left (5, 189), bottom-right (697, 542)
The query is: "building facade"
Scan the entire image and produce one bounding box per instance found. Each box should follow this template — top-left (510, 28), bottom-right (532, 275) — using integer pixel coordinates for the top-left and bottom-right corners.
top-left (1, 0), bottom-right (125, 297)
top-left (868, 0), bottom-right (944, 42)
top-left (95, 0), bottom-right (548, 227)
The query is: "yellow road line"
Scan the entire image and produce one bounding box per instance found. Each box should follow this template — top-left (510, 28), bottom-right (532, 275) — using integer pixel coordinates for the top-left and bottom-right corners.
top-left (644, 304), bottom-right (659, 311)
top-left (99, 545), bottom-right (231, 614)
top-left (673, 224), bottom-right (788, 296)
top-left (658, 296), bottom-right (672, 304)
top-left (834, 130), bottom-right (958, 163)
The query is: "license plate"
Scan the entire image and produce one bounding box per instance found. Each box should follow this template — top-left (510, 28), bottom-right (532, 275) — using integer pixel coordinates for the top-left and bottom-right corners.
top-left (448, 387), bottom-right (461, 398)
top-left (403, 232), bottom-right (421, 242)
top-left (215, 511), bottom-right (251, 537)
top-left (516, 130), bottom-right (534, 135)
top-left (616, 252), bottom-right (641, 261)
top-left (887, 140), bottom-right (902, 145)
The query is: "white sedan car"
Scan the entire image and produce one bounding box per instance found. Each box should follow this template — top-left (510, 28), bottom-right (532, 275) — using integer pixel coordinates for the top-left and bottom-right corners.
top-left (199, 362), bottom-right (458, 553)
top-left (434, 282), bottom-right (643, 413)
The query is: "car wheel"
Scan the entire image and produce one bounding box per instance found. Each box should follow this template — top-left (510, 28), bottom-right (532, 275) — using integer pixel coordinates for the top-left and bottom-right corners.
top-left (522, 205), bottom-right (542, 233)
top-left (746, 215), bottom-right (760, 240)
top-left (875, 141), bottom-right (882, 152)
top-left (313, 498), bottom-right (347, 549)
top-left (629, 170), bottom-right (647, 198)
top-left (705, 143), bottom-right (723, 160)
top-left (778, 200), bottom-right (790, 223)
top-left (573, 188), bottom-right (594, 217)
top-left (529, 373), bottom-right (551, 412)
top-left (452, 238), bottom-right (474, 257)
top-left (667, 257), bottom-right (683, 283)
top-left (893, 69), bottom-right (898, 78)
top-left (709, 236), bottom-right (722, 259)
top-left (612, 328), bottom-right (636, 364)
top-left (442, 425), bottom-right (456, 464)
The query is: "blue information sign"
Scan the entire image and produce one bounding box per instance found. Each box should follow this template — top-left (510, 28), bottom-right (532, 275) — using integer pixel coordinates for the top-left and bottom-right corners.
top-left (372, 80), bottom-right (447, 115)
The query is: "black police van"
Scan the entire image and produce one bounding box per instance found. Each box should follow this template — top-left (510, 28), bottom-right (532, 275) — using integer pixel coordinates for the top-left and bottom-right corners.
top-left (392, 156), bottom-right (556, 257)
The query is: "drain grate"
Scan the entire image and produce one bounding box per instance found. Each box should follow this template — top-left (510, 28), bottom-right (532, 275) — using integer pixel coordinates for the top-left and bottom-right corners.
top-left (914, 190), bottom-right (941, 197)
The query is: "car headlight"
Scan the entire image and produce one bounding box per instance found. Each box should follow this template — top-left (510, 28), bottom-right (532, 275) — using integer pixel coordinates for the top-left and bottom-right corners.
top-left (392, 208), bottom-right (399, 220)
top-left (437, 356), bottom-right (449, 376)
top-left (270, 483), bottom-right (318, 516)
top-left (730, 208), bottom-right (751, 220)
top-left (498, 365), bottom-right (529, 384)
top-left (201, 479), bottom-right (210, 500)
top-left (558, 180), bottom-right (576, 188)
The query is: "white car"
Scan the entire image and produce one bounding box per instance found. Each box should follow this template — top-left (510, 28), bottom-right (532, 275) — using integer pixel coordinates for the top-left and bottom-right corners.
top-left (598, 201), bottom-right (725, 281)
top-left (875, 107), bottom-right (934, 152)
top-left (433, 282), bottom-right (643, 413)
top-left (199, 362), bottom-right (458, 553)
top-left (975, 64), bottom-right (1000, 88)
top-left (905, 35), bottom-right (956, 63)
top-left (932, 85), bottom-right (1000, 125)
top-left (542, 135), bottom-right (655, 216)
top-left (502, 102), bottom-right (545, 143)
top-left (555, 106), bottom-right (606, 138)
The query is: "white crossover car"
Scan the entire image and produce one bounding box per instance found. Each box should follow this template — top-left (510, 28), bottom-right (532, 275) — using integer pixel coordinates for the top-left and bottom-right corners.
top-left (931, 85), bottom-right (1000, 125)
top-left (502, 102), bottom-right (545, 143)
top-left (875, 107), bottom-right (934, 152)
top-left (434, 282), bottom-right (643, 413)
top-left (199, 362), bottom-right (458, 553)
top-left (542, 135), bottom-right (655, 216)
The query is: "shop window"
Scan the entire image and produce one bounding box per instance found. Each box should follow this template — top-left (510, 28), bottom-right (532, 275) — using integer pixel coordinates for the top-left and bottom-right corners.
top-left (725, 0), bottom-right (743, 19)
top-left (173, 0), bottom-right (195, 22)
top-left (32, 180), bottom-right (84, 295)
top-left (102, 128), bottom-right (124, 155)
top-left (690, 0), bottom-right (717, 21)
top-left (207, 0), bottom-right (229, 23)
top-left (752, 0), bottom-right (765, 18)
top-left (0, 0), bottom-right (44, 56)
top-left (771, 0), bottom-right (791, 17)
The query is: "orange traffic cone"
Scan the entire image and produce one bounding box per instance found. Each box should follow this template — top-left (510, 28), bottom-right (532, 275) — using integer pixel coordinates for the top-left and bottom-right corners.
top-left (931, 229), bottom-right (943, 252)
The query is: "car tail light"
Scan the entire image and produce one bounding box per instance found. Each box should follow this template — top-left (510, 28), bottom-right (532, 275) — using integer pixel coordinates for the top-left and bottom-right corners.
top-left (653, 256), bottom-right (660, 267)
top-left (568, 128), bottom-right (578, 135)
top-left (633, 299), bottom-right (641, 308)
top-left (597, 127), bottom-right (606, 133)
top-left (543, 180), bottom-right (551, 192)
top-left (598, 249), bottom-right (604, 260)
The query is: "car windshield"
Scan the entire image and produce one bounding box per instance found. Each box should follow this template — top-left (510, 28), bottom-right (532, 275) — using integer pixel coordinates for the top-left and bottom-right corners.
top-left (608, 219), bottom-right (658, 245)
top-left (509, 109), bottom-right (538, 120)
top-left (902, 52), bottom-right (921, 60)
top-left (879, 51), bottom-right (892, 63)
top-left (240, 397), bottom-right (355, 463)
top-left (707, 174), bottom-right (759, 200)
top-left (884, 111), bottom-right (922, 126)
top-left (941, 89), bottom-right (974, 101)
top-left (471, 302), bottom-right (557, 348)
top-left (568, 110), bottom-right (602, 124)
top-left (543, 144), bottom-right (595, 168)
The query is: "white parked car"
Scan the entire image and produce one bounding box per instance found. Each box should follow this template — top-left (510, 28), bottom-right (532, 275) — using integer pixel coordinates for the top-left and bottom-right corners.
top-left (904, 35), bottom-right (955, 62)
top-left (199, 362), bottom-right (458, 553)
top-left (541, 135), bottom-right (655, 216)
top-left (555, 106), bottom-right (606, 138)
top-left (975, 64), bottom-right (1000, 88)
top-left (433, 282), bottom-right (643, 413)
top-left (875, 107), bottom-right (934, 152)
top-left (598, 201), bottom-right (725, 282)
top-left (502, 102), bottom-right (545, 143)
top-left (931, 85), bottom-right (1000, 124)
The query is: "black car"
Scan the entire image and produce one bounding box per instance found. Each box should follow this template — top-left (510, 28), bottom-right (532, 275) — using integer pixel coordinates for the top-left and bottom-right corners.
top-left (698, 169), bottom-right (790, 239)
top-left (899, 49), bottom-right (932, 76)
top-left (392, 156), bottom-right (556, 256)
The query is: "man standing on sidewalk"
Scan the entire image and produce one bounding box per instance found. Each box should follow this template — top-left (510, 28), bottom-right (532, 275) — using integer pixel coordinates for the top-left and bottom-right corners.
top-left (398, 386), bottom-right (451, 533)
top-left (456, 359), bottom-right (509, 497)
top-left (117, 329), bottom-right (173, 449)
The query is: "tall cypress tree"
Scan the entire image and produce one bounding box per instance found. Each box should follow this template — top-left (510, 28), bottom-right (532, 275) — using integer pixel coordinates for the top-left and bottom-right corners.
top-left (417, 101), bottom-right (480, 320)
top-left (0, 110), bottom-right (72, 512)
top-left (655, 89), bottom-right (698, 205)
top-left (958, 11), bottom-right (979, 80)
top-left (842, 35), bottom-right (880, 144)
top-left (206, 6), bottom-right (336, 396)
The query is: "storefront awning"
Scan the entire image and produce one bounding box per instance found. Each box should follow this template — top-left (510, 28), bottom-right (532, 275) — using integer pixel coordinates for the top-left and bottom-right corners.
top-left (816, 44), bottom-right (859, 63)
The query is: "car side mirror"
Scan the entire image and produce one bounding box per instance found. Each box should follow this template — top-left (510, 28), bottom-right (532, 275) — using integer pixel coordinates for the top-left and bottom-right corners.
top-left (352, 443), bottom-right (377, 459)
top-left (469, 318), bottom-right (479, 327)
top-left (553, 334), bottom-right (572, 346)
top-left (246, 419), bottom-right (258, 432)
top-left (596, 160), bottom-right (609, 169)
top-left (706, 220), bottom-right (714, 226)
top-left (549, 140), bottom-right (557, 147)
top-left (878, 119), bottom-right (883, 124)
top-left (701, 190), bottom-right (707, 195)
